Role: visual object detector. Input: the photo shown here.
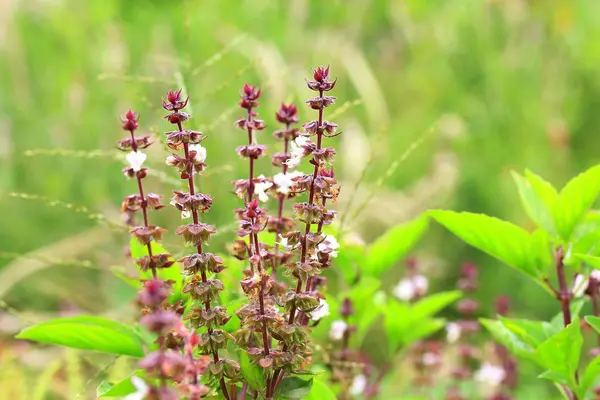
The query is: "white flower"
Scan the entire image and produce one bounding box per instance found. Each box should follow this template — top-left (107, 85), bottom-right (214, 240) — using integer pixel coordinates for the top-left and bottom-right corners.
top-left (393, 278), bottom-right (416, 302)
top-left (446, 322), bottom-right (461, 343)
top-left (413, 274), bottom-right (429, 295)
top-left (592, 269), bottom-right (600, 281)
top-left (317, 235), bottom-right (341, 258)
top-left (349, 374), bottom-right (367, 396)
top-left (273, 171), bottom-right (303, 194)
top-left (421, 352), bottom-right (440, 366)
top-left (329, 320), bottom-right (347, 341)
top-left (126, 151), bottom-right (146, 172)
top-left (474, 363), bottom-right (505, 387)
top-left (393, 275), bottom-right (429, 302)
top-left (124, 376), bottom-right (149, 400)
top-left (188, 144), bottom-right (207, 163)
top-left (254, 176), bottom-right (273, 202)
top-left (285, 136), bottom-right (310, 169)
top-left (573, 274), bottom-right (588, 298)
top-left (311, 299), bottom-right (330, 321)
top-left (181, 210), bottom-right (191, 219)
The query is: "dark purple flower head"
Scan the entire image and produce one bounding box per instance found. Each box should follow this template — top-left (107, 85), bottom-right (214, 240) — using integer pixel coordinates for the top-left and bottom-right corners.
top-left (122, 109), bottom-right (139, 131)
top-left (276, 103), bottom-right (299, 125)
top-left (162, 89), bottom-right (189, 111)
top-left (239, 84), bottom-right (261, 109)
top-left (307, 66), bottom-right (337, 92)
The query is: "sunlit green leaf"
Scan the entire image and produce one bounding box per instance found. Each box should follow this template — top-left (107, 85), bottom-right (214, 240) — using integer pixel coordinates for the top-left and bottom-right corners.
top-left (364, 214), bottom-right (428, 277)
top-left (480, 319), bottom-right (535, 359)
top-left (239, 350), bottom-right (264, 391)
top-left (512, 170), bottom-right (557, 235)
top-left (410, 291), bottom-right (462, 320)
top-left (533, 318), bottom-right (582, 389)
top-left (304, 379), bottom-right (337, 400)
top-left (16, 315), bottom-right (145, 357)
top-left (96, 371), bottom-right (145, 397)
top-left (578, 355), bottom-right (600, 399)
top-left (553, 165), bottom-right (600, 242)
top-left (276, 377), bottom-right (313, 399)
top-left (429, 211), bottom-right (549, 280)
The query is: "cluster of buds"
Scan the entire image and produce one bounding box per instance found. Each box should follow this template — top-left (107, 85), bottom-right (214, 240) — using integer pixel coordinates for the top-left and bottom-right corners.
top-left (327, 298), bottom-right (367, 398)
top-left (137, 280), bottom-right (211, 399)
top-left (270, 103), bottom-right (302, 278)
top-left (231, 84), bottom-right (293, 399)
top-left (163, 89), bottom-right (237, 399)
top-left (392, 257), bottom-right (429, 302)
top-left (487, 296), bottom-right (517, 400)
top-left (118, 110), bottom-right (168, 278)
top-left (445, 263), bottom-right (481, 399)
top-left (270, 66), bottom-right (341, 389)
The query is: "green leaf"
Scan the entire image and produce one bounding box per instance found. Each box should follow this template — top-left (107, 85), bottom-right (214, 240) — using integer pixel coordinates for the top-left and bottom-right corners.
top-left (578, 355), bottom-right (600, 399)
top-left (410, 291), bottom-right (462, 320)
top-left (429, 211), bottom-right (548, 280)
top-left (335, 241), bottom-right (366, 284)
top-left (512, 170), bottom-right (557, 235)
top-left (401, 318), bottom-right (446, 346)
top-left (498, 317), bottom-right (558, 347)
top-left (276, 377), bottom-right (313, 399)
top-left (16, 315), bottom-right (145, 357)
top-left (585, 316), bottom-right (600, 335)
top-left (383, 301), bottom-right (410, 351)
top-left (533, 318), bottom-right (582, 389)
top-left (130, 237), bottom-right (184, 302)
top-left (480, 319), bottom-right (535, 359)
top-left (239, 350), bottom-right (264, 391)
top-left (96, 372), bottom-right (144, 397)
top-left (364, 214), bottom-right (428, 277)
top-left (305, 379), bottom-right (336, 400)
top-left (553, 165), bottom-right (600, 241)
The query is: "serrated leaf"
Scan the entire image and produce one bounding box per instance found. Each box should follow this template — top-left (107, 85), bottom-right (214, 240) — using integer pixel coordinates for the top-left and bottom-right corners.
top-left (305, 379), bottom-right (336, 400)
top-left (276, 377), bottom-right (313, 399)
top-left (364, 214), bottom-right (428, 277)
top-left (534, 318), bottom-right (582, 389)
top-left (16, 315), bottom-right (145, 357)
top-left (499, 317), bottom-right (558, 347)
top-left (429, 211), bottom-right (548, 280)
top-left (480, 319), bottom-right (535, 359)
top-left (512, 170), bottom-right (557, 235)
top-left (239, 350), bottom-right (264, 391)
top-left (554, 165), bottom-right (600, 242)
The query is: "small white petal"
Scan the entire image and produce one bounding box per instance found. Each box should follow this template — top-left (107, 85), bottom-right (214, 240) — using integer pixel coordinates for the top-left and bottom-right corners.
top-left (413, 275), bottom-right (428, 294)
top-left (189, 144), bottom-right (207, 163)
top-left (393, 278), bottom-right (416, 302)
top-left (474, 363), bottom-right (505, 387)
top-left (573, 274), bottom-right (588, 298)
top-left (421, 352), bottom-right (439, 366)
top-left (592, 269), bottom-right (600, 281)
top-left (126, 151), bottom-right (146, 172)
top-left (349, 374), bottom-right (367, 396)
top-left (446, 322), bottom-right (461, 343)
top-left (181, 210), bottom-right (191, 219)
top-left (329, 320), bottom-right (347, 341)
top-left (311, 299), bottom-right (330, 321)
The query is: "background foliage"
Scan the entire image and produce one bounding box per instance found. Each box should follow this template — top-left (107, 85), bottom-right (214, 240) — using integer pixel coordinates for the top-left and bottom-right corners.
top-left (2, 0), bottom-right (600, 398)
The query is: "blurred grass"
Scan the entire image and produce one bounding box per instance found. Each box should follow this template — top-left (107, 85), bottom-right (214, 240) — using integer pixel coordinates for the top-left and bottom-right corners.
top-left (2, 0), bottom-right (600, 397)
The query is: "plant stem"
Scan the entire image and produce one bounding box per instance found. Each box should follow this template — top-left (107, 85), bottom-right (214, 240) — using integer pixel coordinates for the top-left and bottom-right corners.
top-left (555, 247), bottom-right (572, 326)
top-left (180, 123), bottom-right (230, 400)
top-left (128, 128), bottom-right (157, 279)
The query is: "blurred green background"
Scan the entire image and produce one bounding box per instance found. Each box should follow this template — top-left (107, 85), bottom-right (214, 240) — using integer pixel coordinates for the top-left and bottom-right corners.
top-left (1, 0), bottom-right (600, 398)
